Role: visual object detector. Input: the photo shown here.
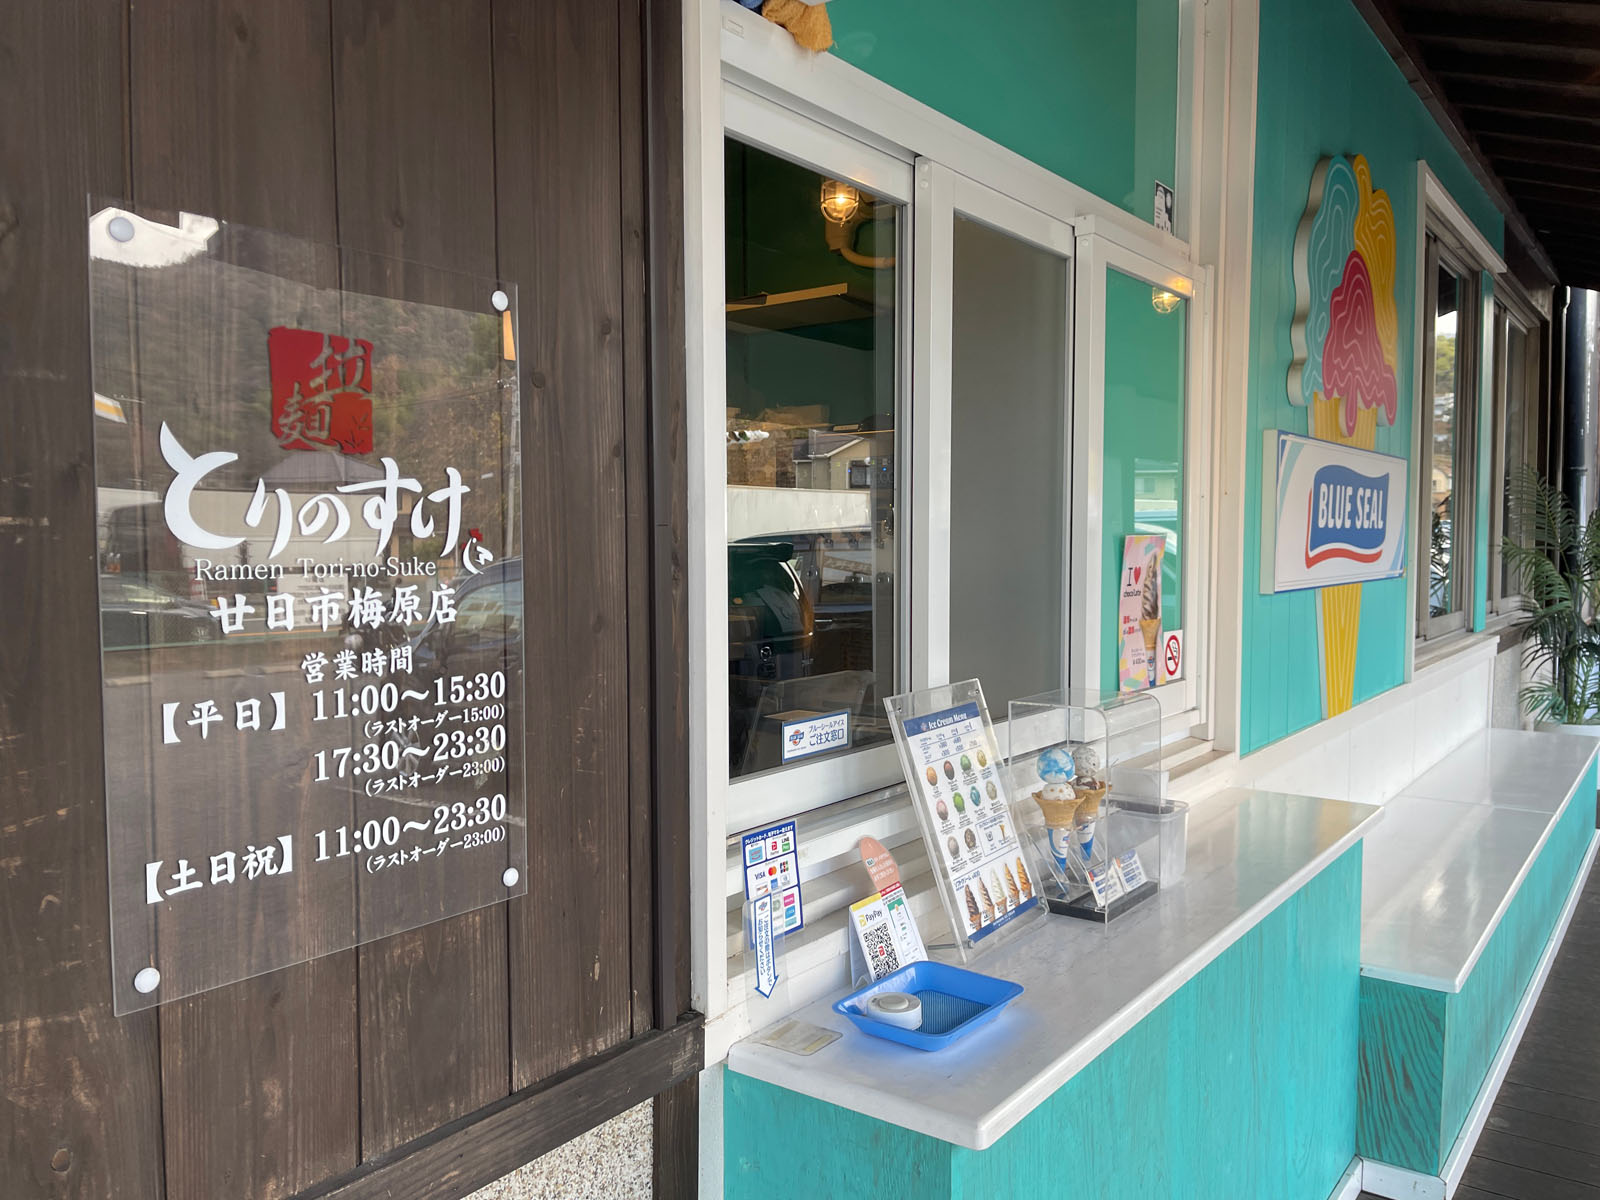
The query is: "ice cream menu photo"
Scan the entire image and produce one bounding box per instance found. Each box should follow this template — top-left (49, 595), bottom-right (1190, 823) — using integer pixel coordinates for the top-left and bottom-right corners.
top-left (1118, 534), bottom-right (1166, 692)
top-left (897, 701), bottom-right (1036, 942)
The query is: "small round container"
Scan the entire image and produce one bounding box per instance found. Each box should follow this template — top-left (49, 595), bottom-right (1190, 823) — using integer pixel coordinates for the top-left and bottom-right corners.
top-left (865, 991), bottom-right (923, 1030)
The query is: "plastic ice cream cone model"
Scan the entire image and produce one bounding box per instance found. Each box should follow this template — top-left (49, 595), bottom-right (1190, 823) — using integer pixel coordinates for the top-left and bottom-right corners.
top-left (1071, 781), bottom-right (1108, 863)
top-left (1033, 745), bottom-right (1081, 873)
top-left (964, 885), bottom-right (981, 932)
top-left (1036, 746), bottom-right (1076, 782)
top-left (1033, 782), bottom-right (1078, 871)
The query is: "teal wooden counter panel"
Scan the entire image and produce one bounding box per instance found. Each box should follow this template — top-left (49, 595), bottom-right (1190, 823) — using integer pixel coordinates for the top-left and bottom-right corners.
top-left (1356, 756), bottom-right (1597, 1175)
top-left (726, 846), bottom-right (1363, 1200)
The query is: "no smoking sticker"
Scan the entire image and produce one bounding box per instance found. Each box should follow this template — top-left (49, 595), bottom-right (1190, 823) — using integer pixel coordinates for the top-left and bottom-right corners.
top-left (1161, 629), bottom-right (1183, 684)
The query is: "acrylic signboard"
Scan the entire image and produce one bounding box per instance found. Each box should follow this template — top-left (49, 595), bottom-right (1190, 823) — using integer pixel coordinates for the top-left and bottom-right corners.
top-left (885, 681), bottom-right (1046, 963)
top-left (88, 201), bottom-right (526, 1012)
top-left (1261, 429), bottom-right (1407, 593)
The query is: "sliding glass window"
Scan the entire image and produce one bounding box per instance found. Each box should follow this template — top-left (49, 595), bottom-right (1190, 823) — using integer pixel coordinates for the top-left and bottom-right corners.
top-left (1418, 238), bottom-right (1477, 638)
top-left (724, 137), bottom-right (901, 781)
top-left (945, 215), bottom-right (1071, 713)
top-left (1489, 302), bottom-right (1542, 615)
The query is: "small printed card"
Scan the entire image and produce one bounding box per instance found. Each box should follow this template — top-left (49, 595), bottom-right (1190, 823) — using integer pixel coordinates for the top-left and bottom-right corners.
top-left (1116, 849), bottom-right (1148, 891)
top-left (751, 1018), bottom-right (841, 1057)
top-left (849, 883), bottom-right (927, 983)
top-left (1085, 860), bottom-right (1126, 907)
top-left (778, 708), bottom-right (851, 763)
top-left (742, 821), bottom-right (803, 947)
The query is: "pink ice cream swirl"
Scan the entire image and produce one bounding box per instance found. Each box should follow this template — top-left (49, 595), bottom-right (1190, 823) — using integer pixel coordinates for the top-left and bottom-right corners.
top-left (1321, 250), bottom-right (1397, 437)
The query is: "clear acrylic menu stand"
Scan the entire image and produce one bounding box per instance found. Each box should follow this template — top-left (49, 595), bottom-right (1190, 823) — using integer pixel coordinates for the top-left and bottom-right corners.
top-left (884, 680), bottom-right (1049, 965)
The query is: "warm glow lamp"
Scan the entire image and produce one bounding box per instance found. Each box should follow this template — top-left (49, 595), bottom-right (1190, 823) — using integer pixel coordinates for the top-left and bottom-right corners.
top-left (820, 179), bottom-right (862, 225)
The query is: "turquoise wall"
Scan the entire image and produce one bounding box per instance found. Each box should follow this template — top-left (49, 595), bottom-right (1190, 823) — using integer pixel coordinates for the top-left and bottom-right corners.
top-left (1241, 0), bottom-right (1504, 753)
top-left (726, 847), bottom-right (1364, 1200)
top-left (827, 0), bottom-right (1179, 224)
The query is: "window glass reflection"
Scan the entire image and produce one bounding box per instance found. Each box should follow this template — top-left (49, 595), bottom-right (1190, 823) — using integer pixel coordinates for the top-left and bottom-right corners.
top-left (1101, 269), bottom-right (1186, 692)
top-left (724, 139), bottom-right (899, 779)
top-left (1431, 265), bottom-right (1460, 617)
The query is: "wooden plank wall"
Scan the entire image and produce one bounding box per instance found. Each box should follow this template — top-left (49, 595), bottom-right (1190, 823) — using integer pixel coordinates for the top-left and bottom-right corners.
top-left (0, 2), bottom-right (690, 1198)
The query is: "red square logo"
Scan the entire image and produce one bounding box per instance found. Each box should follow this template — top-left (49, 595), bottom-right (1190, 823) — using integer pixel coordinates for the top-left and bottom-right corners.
top-left (268, 326), bottom-right (375, 455)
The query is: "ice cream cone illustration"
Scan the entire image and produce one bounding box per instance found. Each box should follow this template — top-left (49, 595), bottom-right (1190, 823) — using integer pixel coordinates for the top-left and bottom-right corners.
top-left (1015, 857), bottom-right (1033, 900)
top-left (1004, 863), bottom-right (1020, 908)
top-left (964, 885), bottom-right (981, 932)
top-left (1140, 560), bottom-right (1162, 684)
top-left (977, 877), bottom-right (996, 924)
top-left (1313, 390), bottom-right (1377, 717)
top-left (1291, 154), bottom-right (1399, 720)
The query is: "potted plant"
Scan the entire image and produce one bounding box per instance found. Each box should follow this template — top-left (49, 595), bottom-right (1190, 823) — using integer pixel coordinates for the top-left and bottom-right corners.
top-left (1502, 466), bottom-right (1600, 732)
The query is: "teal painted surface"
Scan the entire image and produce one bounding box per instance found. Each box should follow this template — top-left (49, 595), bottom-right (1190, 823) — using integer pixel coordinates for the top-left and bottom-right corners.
top-left (1472, 272), bottom-right (1496, 632)
top-left (1240, 0), bottom-right (1506, 753)
top-left (727, 848), bottom-right (1363, 1200)
top-left (724, 1073), bottom-right (956, 1200)
top-left (826, 0), bottom-right (1178, 222)
top-left (1440, 761), bottom-right (1597, 1145)
top-left (1358, 977), bottom-right (1447, 1172)
top-left (1358, 759), bottom-right (1597, 1173)
top-left (1101, 269), bottom-right (1188, 692)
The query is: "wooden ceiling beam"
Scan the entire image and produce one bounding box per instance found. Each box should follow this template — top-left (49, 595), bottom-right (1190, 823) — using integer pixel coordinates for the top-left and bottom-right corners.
top-left (1410, 14), bottom-right (1600, 53)
top-left (1400, 0), bottom-right (1600, 25)
top-left (1520, 195), bottom-right (1600, 221)
top-left (1349, 0), bottom-right (1560, 283)
top-left (1434, 77), bottom-right (1600, 119)
top-left (1482, 138), bottom-right (1600, 173)
top-left (1457, 107), bottom-right (1600, 147)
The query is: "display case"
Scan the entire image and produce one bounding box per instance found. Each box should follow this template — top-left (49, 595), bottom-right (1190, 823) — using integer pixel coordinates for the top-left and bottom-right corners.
top-left (1006, 689), bottom-right (1187, 922)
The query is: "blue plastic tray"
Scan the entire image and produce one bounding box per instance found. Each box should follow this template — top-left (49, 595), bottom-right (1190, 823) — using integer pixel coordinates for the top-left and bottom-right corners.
top-left (832, 961), bottom-right (1023, 1051)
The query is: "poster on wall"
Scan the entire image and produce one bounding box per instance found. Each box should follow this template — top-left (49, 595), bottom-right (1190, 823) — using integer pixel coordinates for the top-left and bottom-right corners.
top-left (1118, 534), bottom-right (1166, 692)
top-left (1260, 430), bottom-right (1407, 593)
top-left (885, 682), bottom-right (1043, 961)
top-left (88, 203), bottom-right (525, 1013)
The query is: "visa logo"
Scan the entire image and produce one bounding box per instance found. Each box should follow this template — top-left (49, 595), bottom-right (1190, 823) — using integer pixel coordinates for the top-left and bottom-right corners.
top-left (1305, 464), bottom-right (1387, 567)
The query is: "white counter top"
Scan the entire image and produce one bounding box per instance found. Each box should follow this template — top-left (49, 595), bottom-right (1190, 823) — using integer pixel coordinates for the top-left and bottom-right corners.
top-left (727, 788), bottom-right (1381, 1150)
top-left (1398, 728), bottom-right (1597, 813)
top-left (1359, 729), bottom-right (1598, 993)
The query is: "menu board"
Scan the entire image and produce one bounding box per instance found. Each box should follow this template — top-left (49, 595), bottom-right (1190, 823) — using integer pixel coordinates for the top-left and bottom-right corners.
top-left (896, 700), bottom-right (1037, 942)
top-left (89, 203), bottom-right (525, 1012)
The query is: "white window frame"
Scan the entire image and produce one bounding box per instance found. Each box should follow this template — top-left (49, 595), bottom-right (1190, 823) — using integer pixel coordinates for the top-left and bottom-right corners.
top-left (1071, 219), bottom-right (1215, 734)
top-left (1405, 163), bottom-right (1507, 662)
top-left (688, 0), bottom-right (1240, 1071)
top-left (910, 160), bottom-right (1076, 708)
top-left (720, 87), bottom-right (917, 829)
top-left (707, 64), bottom-right (1223, 831)
top-left (1416, 235), bottom-right (1480, 640)
top-left (1487, 283), bottom-right (1543, 619)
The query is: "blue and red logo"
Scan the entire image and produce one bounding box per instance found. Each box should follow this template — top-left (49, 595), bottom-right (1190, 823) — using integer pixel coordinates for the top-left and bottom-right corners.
top-left (1305, 464), bottom-right (1388, 567)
